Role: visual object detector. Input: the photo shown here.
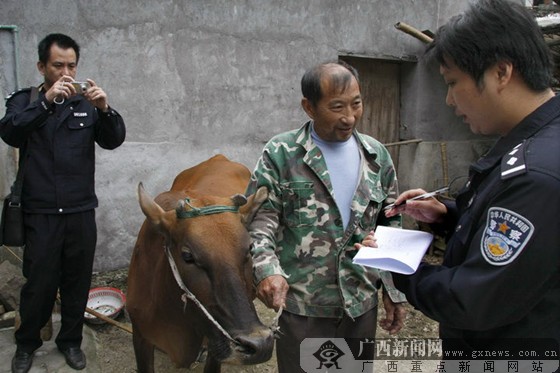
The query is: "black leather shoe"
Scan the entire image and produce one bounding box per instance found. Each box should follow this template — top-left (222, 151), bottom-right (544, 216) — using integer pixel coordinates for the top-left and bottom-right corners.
top-left (59, 346), bottom-right (86, 370)
top-left (11, 350), bottom-right (33, 373)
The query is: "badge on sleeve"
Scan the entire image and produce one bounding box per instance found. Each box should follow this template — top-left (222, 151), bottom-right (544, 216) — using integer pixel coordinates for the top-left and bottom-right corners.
top-left (481, 207), bottom-right (534, 266)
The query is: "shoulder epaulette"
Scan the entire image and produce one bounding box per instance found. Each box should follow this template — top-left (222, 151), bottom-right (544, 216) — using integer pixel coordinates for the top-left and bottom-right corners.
top-left (501, 142), bottom-right (527, 180)
top-left (4, 87), bottom-right (31, 101)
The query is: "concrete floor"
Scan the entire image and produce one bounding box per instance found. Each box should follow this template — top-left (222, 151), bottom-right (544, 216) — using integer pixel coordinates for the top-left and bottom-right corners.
top-left (0, 313), bottom-right (99, 373)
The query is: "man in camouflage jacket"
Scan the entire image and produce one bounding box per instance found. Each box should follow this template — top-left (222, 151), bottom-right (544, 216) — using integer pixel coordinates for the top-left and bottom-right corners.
top-left (246, 62), bottom-right (407, 372)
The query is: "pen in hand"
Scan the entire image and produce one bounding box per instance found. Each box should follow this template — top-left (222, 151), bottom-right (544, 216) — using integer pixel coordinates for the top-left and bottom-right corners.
top-left (383, 186), bottom-right (449, 211)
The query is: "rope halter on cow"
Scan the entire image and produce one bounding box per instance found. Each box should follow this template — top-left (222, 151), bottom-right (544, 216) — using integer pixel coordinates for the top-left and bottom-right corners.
top-left (176, 196), bottom-right (240, 218)
top-left (164, 245), bottom-right (240, 345)
top-left (165, 195), bottom-right (281, 347)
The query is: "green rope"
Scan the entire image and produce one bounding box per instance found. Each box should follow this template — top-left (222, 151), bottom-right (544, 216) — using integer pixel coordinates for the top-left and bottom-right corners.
top-left (176, 197), bottom-right (239, 219)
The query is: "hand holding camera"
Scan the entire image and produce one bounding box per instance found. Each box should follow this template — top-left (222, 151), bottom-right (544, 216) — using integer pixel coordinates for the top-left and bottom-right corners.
top-left (49, 77), bottom-right (108, 111)
top-left (50, 76), bottom-right (91, 104)
top-left (82, 78), bottom-right (109, 112)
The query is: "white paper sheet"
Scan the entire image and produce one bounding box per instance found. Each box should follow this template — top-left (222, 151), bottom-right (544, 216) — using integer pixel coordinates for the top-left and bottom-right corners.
top-left (352, 225), bottom-right (434, 274)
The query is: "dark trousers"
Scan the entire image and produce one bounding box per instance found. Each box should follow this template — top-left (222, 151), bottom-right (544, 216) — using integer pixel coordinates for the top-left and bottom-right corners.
top-left (15, 210), bottom-right (97, 353)
top-left (276, 308), bottom-right (378, 373)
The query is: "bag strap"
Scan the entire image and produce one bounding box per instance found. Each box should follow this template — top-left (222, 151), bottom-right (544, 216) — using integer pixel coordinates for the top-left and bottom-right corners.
top-left (10, 87), bottom-right (39, 204)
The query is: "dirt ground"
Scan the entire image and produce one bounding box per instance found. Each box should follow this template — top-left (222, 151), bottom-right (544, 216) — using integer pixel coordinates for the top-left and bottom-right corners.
top-left (89, 253), bottom-right (443, 372)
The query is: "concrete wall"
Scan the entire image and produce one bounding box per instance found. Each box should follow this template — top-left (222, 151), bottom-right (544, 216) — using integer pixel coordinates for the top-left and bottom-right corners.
top-left (1, 0), bottom-right (500, 271)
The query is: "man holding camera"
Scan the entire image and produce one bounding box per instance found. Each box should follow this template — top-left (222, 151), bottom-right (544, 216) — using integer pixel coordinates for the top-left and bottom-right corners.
top-left (0, 33), bottom-right (126, 373)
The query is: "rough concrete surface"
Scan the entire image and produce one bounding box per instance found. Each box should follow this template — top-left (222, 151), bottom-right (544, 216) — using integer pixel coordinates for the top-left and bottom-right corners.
top-left (0, 0), bottom-right (495, 271)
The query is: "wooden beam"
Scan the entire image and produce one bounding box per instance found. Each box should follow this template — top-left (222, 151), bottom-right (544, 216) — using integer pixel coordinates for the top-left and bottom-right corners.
top-left (395, 22), bottom-right (433, 44)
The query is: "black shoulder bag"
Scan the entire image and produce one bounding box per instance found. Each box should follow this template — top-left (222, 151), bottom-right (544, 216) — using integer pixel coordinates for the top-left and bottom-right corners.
top-left (0, 87), bottom-right (38, 247)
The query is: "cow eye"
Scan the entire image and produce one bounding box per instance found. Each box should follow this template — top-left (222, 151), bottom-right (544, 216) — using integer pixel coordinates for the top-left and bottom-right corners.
top-left (181, 248), bottom-right (194, 263)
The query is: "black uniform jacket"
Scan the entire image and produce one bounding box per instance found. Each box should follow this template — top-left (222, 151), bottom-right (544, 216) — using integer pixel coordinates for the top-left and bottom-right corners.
top-left (394, 95), bottom-right (560, 350)
top-left (0, 87), bottom-right (126, 214)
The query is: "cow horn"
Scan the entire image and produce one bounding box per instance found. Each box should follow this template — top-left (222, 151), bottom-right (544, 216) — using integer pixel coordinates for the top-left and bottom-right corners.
top-left (240, 186), bottom-right (268, 227)
top-left (137, 182), bottom-right (168, 228)
top-left (231, 194), bottom-right (247, 207)
top-left (176, 199), bottom-right (187, 215)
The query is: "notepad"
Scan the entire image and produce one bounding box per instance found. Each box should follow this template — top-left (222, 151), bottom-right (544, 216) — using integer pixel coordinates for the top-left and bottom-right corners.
top-left (352, 225), bottom-right (434, 274)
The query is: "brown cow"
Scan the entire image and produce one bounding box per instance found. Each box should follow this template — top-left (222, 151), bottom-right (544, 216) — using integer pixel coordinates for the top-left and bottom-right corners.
top-left (127, 155), bottom-right (274, 373)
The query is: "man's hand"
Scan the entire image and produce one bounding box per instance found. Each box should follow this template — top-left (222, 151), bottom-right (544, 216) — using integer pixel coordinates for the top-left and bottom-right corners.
top-left (45, 76), bottom-right (74, 103)
top-left (256, 275), bottom-right (289, 311)
top-left (379, 292), bottom-right (407, 334)
top-left (354, 230), bottom-right (377, 250)
top-left (384, 189), bottom-right (447, 224)
top-left (84, 79), bottom-right (109, 112)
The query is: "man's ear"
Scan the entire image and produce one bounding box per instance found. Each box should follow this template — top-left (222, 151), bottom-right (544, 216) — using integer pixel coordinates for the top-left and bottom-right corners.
top-left (496, 61), bottom-right (513, 84)
top-left (301, 97), bottom-right (315, 119)
top-left (37, 61), bottom-right (45, 76)
top-left (490, 61), bottom-right (514, 94)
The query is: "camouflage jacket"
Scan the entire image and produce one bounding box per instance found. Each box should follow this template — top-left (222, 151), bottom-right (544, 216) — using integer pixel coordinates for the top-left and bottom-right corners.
top-left (246, 121), bottom-right (407, 318)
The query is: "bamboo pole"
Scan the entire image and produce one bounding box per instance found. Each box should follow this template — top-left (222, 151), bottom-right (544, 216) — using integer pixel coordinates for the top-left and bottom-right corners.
top-left (395, 22), bottom-right (433, 44)
top-left (383, 138), bottom-right (423, 147)
top-left (440, 142), bottom-right (449, 189)
top-left (85, 306), bottom-right (133, 334)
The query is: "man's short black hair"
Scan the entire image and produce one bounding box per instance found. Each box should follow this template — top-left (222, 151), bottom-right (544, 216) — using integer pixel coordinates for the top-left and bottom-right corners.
top-left (38, 33), bottom-right (80, 64)
top-left (425, 0), bottom-right (553, 91)
top-left (301, 60), bottom-right (360, 107)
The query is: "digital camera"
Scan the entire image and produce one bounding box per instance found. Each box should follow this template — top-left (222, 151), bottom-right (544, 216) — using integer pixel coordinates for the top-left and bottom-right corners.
top-left (70, 81), bottom-right (91, 94)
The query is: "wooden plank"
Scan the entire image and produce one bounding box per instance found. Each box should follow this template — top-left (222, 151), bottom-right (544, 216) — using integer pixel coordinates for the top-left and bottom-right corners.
top-left (341, 57), bottom-right (401, 167)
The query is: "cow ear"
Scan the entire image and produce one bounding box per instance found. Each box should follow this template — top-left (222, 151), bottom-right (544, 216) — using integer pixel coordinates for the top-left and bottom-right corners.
top-left (239, 186), bottom-right (268, 227)
top-left (137, 182), bottom-right (173, 229)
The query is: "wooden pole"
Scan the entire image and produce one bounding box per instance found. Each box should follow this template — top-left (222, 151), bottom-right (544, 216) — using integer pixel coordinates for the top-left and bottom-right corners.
top-left (85, 306), bottom-right (133, 334)
top-left (440, 142), bottom-right (449, 189)
top-left (395, 22), bottom-right (433, 44)
top-left (383, 138), bottom-right (423, 147)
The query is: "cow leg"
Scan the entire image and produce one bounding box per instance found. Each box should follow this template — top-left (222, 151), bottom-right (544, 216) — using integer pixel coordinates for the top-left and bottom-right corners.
top-left (203, 356), bottom-right (222, 373)
top-left (132, 328), bottom-right (155, 373)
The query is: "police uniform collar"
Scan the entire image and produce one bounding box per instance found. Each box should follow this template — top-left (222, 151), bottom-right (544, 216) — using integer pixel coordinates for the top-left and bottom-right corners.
top-left (508, 94), bottom-right (560, 142)
top-left (472, 95), bottom-right (560, 174)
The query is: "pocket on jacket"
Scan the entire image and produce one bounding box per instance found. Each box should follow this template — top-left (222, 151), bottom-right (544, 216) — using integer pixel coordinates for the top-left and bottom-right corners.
top-left (359, 190), bottom-right (388, 230)
top-left (66, 115), bottom-right (95, 146)
top-left (280, 181), bottom-right (316, 227)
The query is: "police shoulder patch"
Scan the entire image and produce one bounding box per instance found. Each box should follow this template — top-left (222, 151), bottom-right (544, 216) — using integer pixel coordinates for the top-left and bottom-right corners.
top-left (4, 88), bottom-right (31, 101)
top-left (480, 207), bottom-right (534, 266)
top-left (501, 142), bottom-right (526, 180)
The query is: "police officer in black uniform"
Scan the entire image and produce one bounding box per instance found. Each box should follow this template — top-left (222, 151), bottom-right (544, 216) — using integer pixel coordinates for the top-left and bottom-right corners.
top-left (363, 0), bottom-right (560, 367)
top-left (0, 33), bottom-right (126, 373)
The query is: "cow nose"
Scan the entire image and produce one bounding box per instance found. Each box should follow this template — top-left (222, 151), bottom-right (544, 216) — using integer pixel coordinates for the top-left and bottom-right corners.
top-left (234, 328), bottom-right (274, 363)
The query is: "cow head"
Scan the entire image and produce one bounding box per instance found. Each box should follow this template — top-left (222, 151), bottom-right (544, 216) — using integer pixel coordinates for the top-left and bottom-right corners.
top-left (137, 183), bottom-right (273, 365)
